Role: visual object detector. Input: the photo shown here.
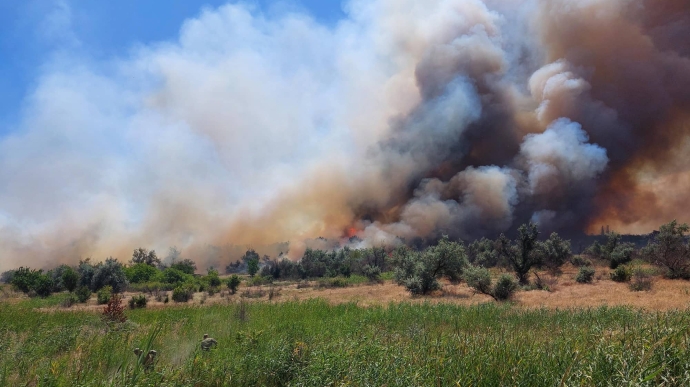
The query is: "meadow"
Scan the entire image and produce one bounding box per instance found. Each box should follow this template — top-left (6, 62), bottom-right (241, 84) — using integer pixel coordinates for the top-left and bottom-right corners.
top-left (2, 292), bottom-right (690, 386)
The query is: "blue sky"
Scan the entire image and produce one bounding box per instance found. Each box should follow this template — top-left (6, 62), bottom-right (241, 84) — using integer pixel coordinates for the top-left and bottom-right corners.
top-left (0, 0), bottom-right (346, 135)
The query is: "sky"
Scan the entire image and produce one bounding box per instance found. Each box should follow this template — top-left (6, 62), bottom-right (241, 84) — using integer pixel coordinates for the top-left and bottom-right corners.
top-left (0, 0), bottom-right (346, 135)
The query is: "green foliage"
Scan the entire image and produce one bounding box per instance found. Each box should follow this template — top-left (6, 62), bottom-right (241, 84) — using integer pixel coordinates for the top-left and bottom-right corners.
top-left (571, 255), bottom-right (592, 267)
top-left (204, 269), bottom-right (222, 287)
top-left (74, 286), bottom-right (92, 303)
top-left (130, 248), bottom-right (161, 267)
top-left (77, 258), bottom-right (97, 289)
top-left (493, 274), bottom-right (519, 301)
top-left (361, 264), bottom-right (382, 282)
top-left (497, 223), bottom-right (542, 284)
top-left (390, 236), bottom-right (468, 295)
top-left (591, 233), bottom-right (635, 269)
top-left (642, 220), bottom-right (690, 279)
top-left (227, 275), bottom-right (241, 294)
top-left (576, 267), bottom-right (596, 284)
top-left (317, 277), bottom-right (349, 288)
top-left (162, 268), bottom-right (191, 285)
top-left (10, 267), bottom-right (54, 297)
top-left (60, 266), bottom-right (79, 292)
top-left (172, 284), bottom-right (195, 302)
top-left (539, 232), bottom-right (571, 275)
top-left (170, 259), bottom-right (197, 275)
top-left (464, 266), bottom-right (517, 301)
top-left (467, 238), bottom-right (500, 267)
top-left (125, 263), bottom-right (160, 284)
top-left (91, 258), bottom-right (128, 293)
top-left (97, 286), bottom-right (113, 305)
top-left (610, 265), bottom-right (631, 283)
top-left (128, 294), bottom-right (147, 309)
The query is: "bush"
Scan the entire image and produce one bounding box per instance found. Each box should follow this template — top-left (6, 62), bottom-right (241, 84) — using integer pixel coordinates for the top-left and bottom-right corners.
top-left (642, 220), bottom-right (690, 279)
top-left (125, 263), bottom-right (159, 284)
top-left (97, 286), bottom-right (113, 305)
top-left (128, 294), bottom-right (147, 309)
top-left (227, 275), bottom-right (241, 294)
top-left (540, 232), bottom-right (571, 275)
top-left (205, 269), bottom-right (222, 287)
top-left (172, 284), bottom-right (195, 302)
top-left (170, 259), bottom-right (197, 275)
top-left (317, 277), bottom-right (349, 288)
top-left (576, 267), bottom-right (596, 284)
top-left (61, 295), bottom-right (77, 308)
top-left (361, 264), bottom-right (382, 282)
top-left (610, 265), bottom-right (631, 283)
top-left (247, 275), bottom-right (273, 287)
top-left (91, 258), bottom-right (128, 293)
top-left (390, 236), bottom-right (468, 295)
top-left (464, 266), bottom-right (517, 301)
top-left (101, 294), bottom-right (127, 324)
top-left (497, 223), bottom-right (542, 285)
top-left (162, 268), bottom-right (190, 285)
top-left (61, 267), bottom-right (79, 292)
top-left (629, 268), bottom-right (654, 291)
top-left (493, 274), bottom-right (519, 300)
top-left (75, 286), bottom-right (92, 303)
top-left (571, 256), bottom-right (592, 267)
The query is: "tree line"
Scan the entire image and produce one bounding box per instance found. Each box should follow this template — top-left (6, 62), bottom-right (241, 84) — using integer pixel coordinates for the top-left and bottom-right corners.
top-left (2, 220), bottom-right (690, 301)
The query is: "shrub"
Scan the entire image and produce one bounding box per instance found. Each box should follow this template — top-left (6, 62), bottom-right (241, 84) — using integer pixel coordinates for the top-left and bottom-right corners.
top-left (97, 286), bottom-right (113, 305)
top-left (101, 294), bottom-right (127, 324)
top-left (130, 248), bottom-right (160, 267)
top-left (576, 267), bottom-right (596, 284)
top-left (10, 267), bottom-right (44, 294)
top-left (390, 236), bottom-right (468, 295)
top-left (91, 258), bottom-right (128, 293)
top-left (493, 274), bottom-right (519, 300)
top-left (642, 220), bottom-right (690, 279)
top-left (61, 295), bottom-right (77, 308)
top-left (61, 267), bottom-right (79, 292)
top-left (629, 268), bottom-right (654, 291)
top-left (361, 264), bottom-right (382, 282)
top-left (172, 284), bottom-right (195, 302)
top-left (227, 275), bottom-right (241, 294)
top-left (128, 294), bottom-right (147, 309)
top-left (75, 286), bottom-right (92, 303)
top-left (464, 266), bottom-right (517, 301)
top-left (497, 223), bottom-right (542, 285)
top-left (205, 269), bottom-right (222, 287)
top-left (467, 238), bottom-right (500, 268)
top-left (540, 233), bottom-right (571, 275)
top-left (571, 255), bottom-right (592, 267)
top-left (317, 277), bottom-right (349, 288)
top-left (125, 263), bottom-right (159, 284)
top-left (170, 259), bottom-right (197, 275)
top-left (596, 233), bottom-right (635, 269)
top-left (247, 275), bottom-right (273, 287)
top-left (610, 265), bottom-right (631, 283)
top-left (162, 268), bottom-right (190, 285)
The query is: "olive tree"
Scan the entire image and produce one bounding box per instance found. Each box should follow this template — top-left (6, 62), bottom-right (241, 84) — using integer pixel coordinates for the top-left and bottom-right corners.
top-left (643, 220), bottom-right (690, 279)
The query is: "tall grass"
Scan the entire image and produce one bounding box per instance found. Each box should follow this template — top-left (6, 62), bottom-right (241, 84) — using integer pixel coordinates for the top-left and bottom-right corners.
top-left (1, 296), bottom-right (690, 386)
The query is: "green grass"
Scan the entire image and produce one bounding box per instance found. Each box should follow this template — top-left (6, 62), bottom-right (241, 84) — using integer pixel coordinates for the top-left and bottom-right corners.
top-left (2, 296), bottom-right (690, 386)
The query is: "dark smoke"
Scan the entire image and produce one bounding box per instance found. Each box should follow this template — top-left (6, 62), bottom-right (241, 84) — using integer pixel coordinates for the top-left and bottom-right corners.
top-left (1, 0), bottom-right (689, 271)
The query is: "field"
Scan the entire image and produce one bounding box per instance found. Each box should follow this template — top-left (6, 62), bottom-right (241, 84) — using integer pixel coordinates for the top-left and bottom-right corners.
top-left (2, 264), bottom-right (690, 386)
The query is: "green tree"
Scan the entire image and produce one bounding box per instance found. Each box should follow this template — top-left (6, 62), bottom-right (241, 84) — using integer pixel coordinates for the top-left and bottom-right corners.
top-left (91, 258), bottom-right (128, 293)
top-left (125, 263), bottom-right (159, 284)
top-left (643, 220), bottom-right (690, 279)
top-left (540, 232), bottom-right (571, 275)
top-left (464, 266), bottom-right (517, 301)
top-left (170, 259), bottom-right (197, 275)
top-left (130, 248), bottom-right (161, 267)
top-left (61, 266), bottom-right (79, 292)
top-left (599, 233), bottom-right (635, 269)
top-left (497, 223), bottom-right (541, 285)
top-left (227, 275), bottom-right (241, 294)
top-left (205, 268), bottom-right (222, 287)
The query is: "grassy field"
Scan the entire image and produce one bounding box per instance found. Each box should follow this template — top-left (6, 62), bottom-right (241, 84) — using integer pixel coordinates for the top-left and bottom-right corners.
top-left (2, 293), bottom-right (690, 386)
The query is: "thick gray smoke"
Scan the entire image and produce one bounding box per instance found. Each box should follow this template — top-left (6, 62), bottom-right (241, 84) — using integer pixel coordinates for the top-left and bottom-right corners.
top-left (1, 0), bottom-right (689, 271)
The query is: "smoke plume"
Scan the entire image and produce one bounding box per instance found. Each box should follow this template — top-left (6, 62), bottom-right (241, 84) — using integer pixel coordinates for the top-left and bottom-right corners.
top-left (1, 0), bottom-right (689, 271)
